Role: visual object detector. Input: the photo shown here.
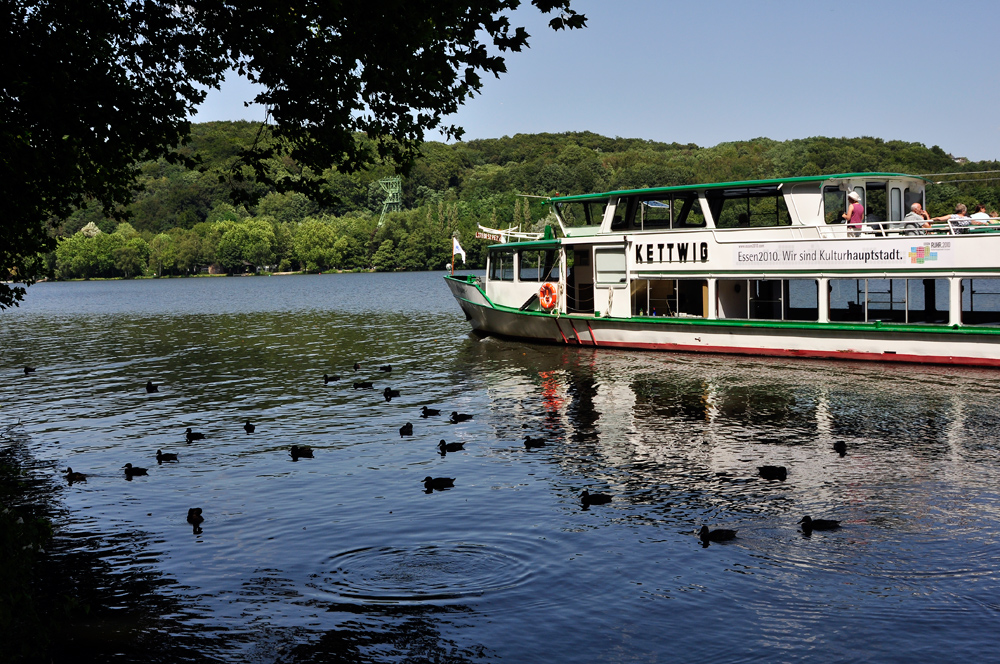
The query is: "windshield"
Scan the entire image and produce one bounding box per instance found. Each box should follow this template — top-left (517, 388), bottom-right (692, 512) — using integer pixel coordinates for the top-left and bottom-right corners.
top-left (555, 198), bottom-right (611, 228)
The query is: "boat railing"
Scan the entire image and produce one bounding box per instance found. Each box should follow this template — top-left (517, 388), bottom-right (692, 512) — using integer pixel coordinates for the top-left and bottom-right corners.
top-left (815, 218), bottom-right (1000, 238)
top-left (870, 217), bottom-right (1000, 237)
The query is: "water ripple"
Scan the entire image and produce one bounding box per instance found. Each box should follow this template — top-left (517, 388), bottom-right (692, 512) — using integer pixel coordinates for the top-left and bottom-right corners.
top-left (311, 539), bottom-right (540, 603)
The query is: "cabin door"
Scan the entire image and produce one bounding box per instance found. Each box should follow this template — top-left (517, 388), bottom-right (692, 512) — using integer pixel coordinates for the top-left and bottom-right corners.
top-left (565, 246), bottom-right (594, 314)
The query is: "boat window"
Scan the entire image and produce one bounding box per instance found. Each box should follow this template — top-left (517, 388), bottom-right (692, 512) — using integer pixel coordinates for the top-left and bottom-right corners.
top-left (865, 182), bottom-right (886, 233)
top-left (961, 278), bottom-right (1000, 325)
top-left (631, 279), bottom-right (707, 317)
top-left (555, 199), bottom-right (611, 228)
top-left (707, 186), bottom-right (791, 228)
top-left (830, 279), bottom-right (869, 322)
top-left (749, 280), bottom-right (783, 319)
top-left (610, 197), bottom-right (635, 231)
top-left (906, 279), bottom-right (950, 324)
top-left (890, 188), bottom-right (903, 221)
top-left (611, 192), bottom-right (706, 231)
top-left (595, 247), bottom-right (627, 285)
top-left (865, 278), bottom-right (907, 321)
top-left (786, 280), bottom-right (819, 321)
top-left (853, 187), bottom-right (866, 208)
top-left (488, 249), bottom-right (515, 281)
top-left (904, 187), bottom-right (923, 212)
top-left (635, 197), bottom-right (672, 230)
top-left (518, 249), bottom-right (560, 282)
top-left (671, 192), bottom-right (706, 228)
top-left (823, 186), bottom-right (847, 225)
top-left (716, 279), bottom-right (817, 321)
top-left (830, 278), bottom-right (949, 323)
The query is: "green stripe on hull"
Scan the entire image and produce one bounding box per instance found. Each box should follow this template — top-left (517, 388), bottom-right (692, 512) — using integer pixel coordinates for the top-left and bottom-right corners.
top-left (444, 275), bottom-right (1000, 337)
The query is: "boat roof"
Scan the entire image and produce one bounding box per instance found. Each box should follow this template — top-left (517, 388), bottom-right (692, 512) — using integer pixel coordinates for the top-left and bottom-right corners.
top-left (548, 173), bottom-right (928, 203)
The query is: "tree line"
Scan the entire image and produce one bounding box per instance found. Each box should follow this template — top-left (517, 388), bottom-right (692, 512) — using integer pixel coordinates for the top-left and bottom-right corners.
top-left (3, 0), bottom-right (587, 308)
top-left (37, 122), bottom-right (1000, 280)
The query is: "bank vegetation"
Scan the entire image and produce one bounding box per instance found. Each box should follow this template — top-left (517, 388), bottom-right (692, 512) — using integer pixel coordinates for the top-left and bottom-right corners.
top-left (34, 122), bottom-right (1000, 281)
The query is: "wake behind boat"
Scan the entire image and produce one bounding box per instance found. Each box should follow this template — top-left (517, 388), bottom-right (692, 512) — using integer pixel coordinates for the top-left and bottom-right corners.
top-left (446, 172), bottom-right (1000, 367)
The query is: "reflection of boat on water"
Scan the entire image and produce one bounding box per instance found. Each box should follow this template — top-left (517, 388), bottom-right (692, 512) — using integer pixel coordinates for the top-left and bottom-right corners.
top-left (446, 173), bottom-right (1000, 367)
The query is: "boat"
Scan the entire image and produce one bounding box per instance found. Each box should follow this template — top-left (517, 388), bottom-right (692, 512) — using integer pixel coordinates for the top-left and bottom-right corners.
top-left (445, 173), bottom-right (1000, 367)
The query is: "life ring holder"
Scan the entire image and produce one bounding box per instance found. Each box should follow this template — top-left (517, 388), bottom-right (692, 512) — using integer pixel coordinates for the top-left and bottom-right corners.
top-left (539, 282), bottom-right (558, 311)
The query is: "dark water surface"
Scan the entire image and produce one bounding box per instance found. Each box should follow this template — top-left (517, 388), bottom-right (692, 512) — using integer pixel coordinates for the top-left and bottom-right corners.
top-left (3, 273), bottom-right (999, 662)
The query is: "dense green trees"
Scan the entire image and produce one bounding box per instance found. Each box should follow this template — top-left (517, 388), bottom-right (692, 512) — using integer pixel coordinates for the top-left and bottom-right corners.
top-left (3, 0), bottom-right (586, 308)
top-left (27, 122), bottom-right (1000, 282)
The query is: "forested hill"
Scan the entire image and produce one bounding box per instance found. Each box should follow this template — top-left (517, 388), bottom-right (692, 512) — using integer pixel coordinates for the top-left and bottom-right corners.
top-left (50, 121), bottom-right (1000, 279)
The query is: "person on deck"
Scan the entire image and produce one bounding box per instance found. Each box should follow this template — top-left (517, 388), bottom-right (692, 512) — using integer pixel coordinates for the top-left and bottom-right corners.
top-left (971, 203), bottom-right (992, 223)
top-left (926, 203), bottom-right (974, 233)
top-left (843, 191), bottom-right (864, 236)
top-left (902, 202), bottom-right (930, 235)
top-left (904, 202), bottom-right (930, 222)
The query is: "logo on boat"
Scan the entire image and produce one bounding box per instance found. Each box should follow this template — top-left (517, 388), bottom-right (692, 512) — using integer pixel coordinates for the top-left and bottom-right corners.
top-left (908, 244), bottom-right (939, 264)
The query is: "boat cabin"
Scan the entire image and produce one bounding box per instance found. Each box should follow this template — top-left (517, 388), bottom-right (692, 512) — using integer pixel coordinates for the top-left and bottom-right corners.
top-left (483, 173), bottom-right (1000, 329)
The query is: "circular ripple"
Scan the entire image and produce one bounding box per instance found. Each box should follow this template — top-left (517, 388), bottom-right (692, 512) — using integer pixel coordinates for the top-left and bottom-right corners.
top-left (316, 542), bottom-right (535, 602)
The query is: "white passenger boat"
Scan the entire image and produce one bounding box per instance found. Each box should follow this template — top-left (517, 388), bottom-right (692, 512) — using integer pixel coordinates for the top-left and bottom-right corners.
top-left (445, 173), bottom-right (1000, 367)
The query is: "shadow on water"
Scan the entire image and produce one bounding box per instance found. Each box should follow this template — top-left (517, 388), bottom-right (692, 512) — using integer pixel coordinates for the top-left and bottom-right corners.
top-left (2, 426), bottom-right (221, 663)
top-left (7, 427), bottom-right (488, 664)
top-left (283, 604), bottom-right (491, 664)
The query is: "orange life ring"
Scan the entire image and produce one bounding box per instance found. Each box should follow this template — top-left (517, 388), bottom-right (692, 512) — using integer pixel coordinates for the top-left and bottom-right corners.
top-left (539, 282), bottom-right (558, 310)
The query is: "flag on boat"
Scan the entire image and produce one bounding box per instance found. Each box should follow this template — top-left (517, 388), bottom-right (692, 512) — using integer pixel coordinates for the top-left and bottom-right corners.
top-left (452, 237), bottom-right (467, 263)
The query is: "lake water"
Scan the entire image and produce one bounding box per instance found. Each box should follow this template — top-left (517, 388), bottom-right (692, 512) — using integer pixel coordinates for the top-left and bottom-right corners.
top-left (3, 272), bottom-right (1000, 662)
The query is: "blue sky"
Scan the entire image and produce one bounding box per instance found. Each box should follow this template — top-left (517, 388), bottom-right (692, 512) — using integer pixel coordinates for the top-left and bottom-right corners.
top-left (196, 0), bottom-right (1000, 162)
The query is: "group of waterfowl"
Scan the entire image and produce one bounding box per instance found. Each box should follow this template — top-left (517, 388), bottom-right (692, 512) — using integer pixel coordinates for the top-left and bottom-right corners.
top-left (324, 362), bottom-right (482, 492)
top-left (57, 374), bottom-right (274, 530)
top-left (46, 361), bottom-right (845, 546)
top-left (698, 514), bottom-right (841, 546)
top-left (699, 455), bottom-right (847, 546)
top-left (324, 364), bottom-right (618, 506)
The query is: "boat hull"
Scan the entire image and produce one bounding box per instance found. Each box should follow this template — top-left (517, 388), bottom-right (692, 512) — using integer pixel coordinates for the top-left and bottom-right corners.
top-left (446, 276), bottom-right (1000, 367)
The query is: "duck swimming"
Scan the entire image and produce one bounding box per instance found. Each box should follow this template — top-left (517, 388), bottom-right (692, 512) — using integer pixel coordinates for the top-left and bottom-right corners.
top-left (244, 420), bottom-right (255, 434)
top-left (524, 435), bottom-right (546, 449)
top-left (437, 440), bottom-right (465, 453)
top-left (399, 422), bottom-right (414, 437)
top-left (354, 381), bottom-right (374, 390)
top-left (324, 373), bottom-right (340, 384)
top-left (146, 380), bottom-right (158, 393)
top-left (383, 387), bottom-right (401, 402)
top-left (421, 406), bottom-right (441, 418)
top-left (23, 366), bottom-right (36, 375)
top-left (699, 526), bottom-right (737, 543)
top-left (187, 507), bottom-right (204, 525)
top-left (156, 450), bottom-right (178, 463)
top-left (379, 365), bottom-right (392, 372)
top-left (758, 465), bottom-right (788, 481)
top-left (423, 476), bottom-right (455, 491)
top-left (833, 441), bottom-right (847, 457)
top-left (580, 489), bottom-right (612, 506)
top-left (450, 412), bottom-right (473, 423)
top-left (185, 427), bottom-right (205, 443)
top-left (123, 463), bottom-right (148, 477)
top-left (799, 515), bottom-right (841, 532)
top-left (64, 467), bottom-right (87, 483)
top-left (290, 445), bottom-right (314, 460)
top-left (353, 362), bottom-right (361, 371)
